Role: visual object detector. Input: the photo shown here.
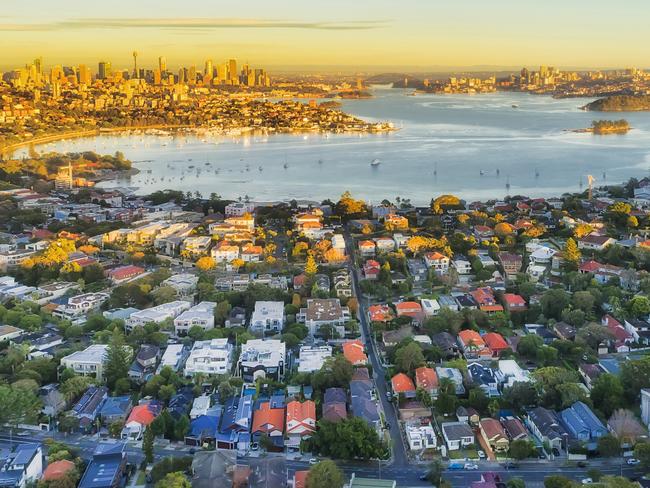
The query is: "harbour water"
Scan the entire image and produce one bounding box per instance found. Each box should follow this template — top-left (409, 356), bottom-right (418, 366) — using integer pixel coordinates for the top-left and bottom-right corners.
top-left (15, 88), bottom-right (650, 204)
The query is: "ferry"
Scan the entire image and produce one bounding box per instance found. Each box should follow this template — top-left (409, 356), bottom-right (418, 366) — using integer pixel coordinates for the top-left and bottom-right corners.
top-left (370, 158), bottom-right (381, 167)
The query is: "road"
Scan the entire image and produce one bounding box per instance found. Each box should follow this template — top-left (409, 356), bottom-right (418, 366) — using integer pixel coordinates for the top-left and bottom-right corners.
top-left (344, 231), bottom-right (410, 468)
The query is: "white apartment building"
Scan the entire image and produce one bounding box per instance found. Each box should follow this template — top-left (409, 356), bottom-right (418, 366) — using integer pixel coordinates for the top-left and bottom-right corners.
top-left (421, 298), bottom-right (441, 317)
top-left (298, 345), bottom-right (332, 373)
top-left (174, 301), bottom-right (217, 336)
top-left (157, 344), bottom-right (187, 373)
top-left (250, 301), bottom-right (285, 334)
top-left (297, 299), bottom-right (351, 337)
top-left (126, 300), bottom-right (192, 330)
top-left (225, 202), bottom-right (255, 217)
top-left (60, 344), bottom-right (110, 381)
top-left (0, 249), bottom-right (36, 272)
top-left (238, 339), bottom-right (286, 381)
top-left (211, 244), bottom-right (240, 263)
top-left (181, 236), bottom-right (212, 257)
top-left (184, 339), bottom-right (233, 376)
top-left (53, 292), bottom-right (110, 321)
top-left (162, 273), bottom-right (199, 297)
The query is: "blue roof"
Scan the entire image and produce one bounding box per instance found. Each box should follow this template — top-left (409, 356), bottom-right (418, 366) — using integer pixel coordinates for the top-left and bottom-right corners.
top-left (572, 401), bottom-right (607, 433)
top-left (351, 396), bottom-right (379, 424)
top-left (79, 443), bottom-right (125, 488)
top-left (99, 396), bottom-right (131, 417)
top-left (190, 414), bottom-right (220, 438)
top-left (324, 388), bottom-right (347, 404)
top-left (11, 444), bottom-right (39, 466)
top-left (560, 408), bottom-right (589, 437)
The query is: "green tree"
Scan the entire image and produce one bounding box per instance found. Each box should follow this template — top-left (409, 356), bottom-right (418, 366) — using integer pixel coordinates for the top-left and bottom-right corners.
top-left (310, 418), bottom-right (386, 460)
top-left (143, 426), bottom-right (154, 464)
top-left (306, 460), bottom-right (345, 488)
top-left (509, 439), bottom-right (534, 460)
top-left (154, 472), bottom-right (191, 488)
top-left (628, 296), bottom-right (650, 318)
top-left (105, 329), bottom-right (131, 391)
top-left (0, 384), bottom-right (41, 426)
top-left (540, 289), bottom-right (571, 320)
top-left (394, 342), bottom-right (425, 374)
top-left (544, 475), bottom-right (574, 488)
top-left (425, 459), bottom-right (444, 486)
top-left (597, 434), bottom-right (621, 458)
top-left (634, 442), bottom-right (650, 469)
top-left (590, 374), bottom-right (624, 417)
top-left (507, 479), bottom-right (526, 488)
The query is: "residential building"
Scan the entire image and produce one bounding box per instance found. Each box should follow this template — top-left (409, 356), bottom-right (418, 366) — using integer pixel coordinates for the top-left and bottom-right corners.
top-left (298, 345), bottom-right (332, 373)
top-left (342, 339), bottom-right (367, 365)
top-left (470, 287), bottom-right (504, 314)
top-left (72, 386), bottom-right (108, 433)
top-left (0, 444), bottom-right (43, 488)
top-left (391, 373), bottom-right (416, 398)
top-left (441, 422), bottom-right (475, 451)
top-left (53, 292), bottom-right (109, 321)
top-left (174, 301), bottom-right (217, 336)
top-left (495, 360), bottom-right (531, 388)
top-left (298, 299), bottom-right (350, 337)
top-left (502, 293), bottom-right (527, 313)
top-left (498, 252), bottom-right (522, 279)
top-left (323, 388), bottom-right (347, 423)
top-left (436, 367), bottom-right (465, 395)
top-left (415, 367), bottom-right (439, 397)
top-left (501, 417), bottom-right (528, 441)
top-left (421, 298), bottom-right (441, 317)
top-left (479, 418), bottom-right (509, 452)
top-left (252, 402), bottom-right (284, 450)
top-left (405, 422), bottom-right (437, 450)
top-left (559, 401), bottom-right (607, 442)
top-left (157, 344), bottom-right (188, 373)
top-left (526, 406), bottom-right (568, 451)
top-left (424, 251), bottom-right (450, 275)
top-left (578, 235), bottom-right (616, 251)
top-left (285, 400), bottom-right (316, 449)
top-left (0, 249), bottom-right (36, 272)
top-left (184, 339), bottom-right (233, 376)
top-left (106, 265), bottom-right (145, 284)
top-left (468, 363), bottom-right (499, 397)
top-left (99, 396), bottom-right (132, 425)
top-left (126, 300), bottom-right (192, 330)
top-left (237, 339), bottom-right (286, 381)
top-left (60, 344), bottom-right (110, 381)
top-left (162, 273), bottom-right (199, 297)
top-left (452, 256), bottom-right (472, 275)
top-left (250, 301), bottom-right (285, 334)
top-left (121, 401), bottom-right (162, 440)
top-left (483, 332), bottom-right (510, 357)
top-left (458, 330), bottom-right (491, 360)
top-left (78, 443), bottom-right (127, 488)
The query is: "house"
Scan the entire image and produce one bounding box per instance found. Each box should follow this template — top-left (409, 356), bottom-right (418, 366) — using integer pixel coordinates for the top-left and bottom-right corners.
top-left (424, 251), bottom-right (450, 275)
top-left (501, 417), bottom-right (528, 441)
top-left (333, 270), bottom-right (352, 298)
top-left (578, 235), bottom-right (616, 251)
top-left (162, 273), bottom-right (199, 297)
top-left (579, 363), bottom-right (605, 390)
top-left (391, 373), bottom-right (416, 398)
top-left (382, 326), bottom-right (413, 348)
top-left (216, 394), bottom-right (253, 451)
top-left (441, 422), bottom-right (475, 451)
top-left (479, 418), bottom-right (509, 452)
top-left (553, 321), bottom-right (576, 341)
top-left (298, 299), bottom-right (350, 337)
top-left (53, 292), bottom-right (110, 322)
top-left (157, 344), bottom-right (188, 373)
top-left (126, 300), bottom-right (192, 330)
top-left (431, 332), bottom-right (461, 358)
top-left (0, 325), bottom-right (22, 343)
top-left (456, 406), bottom-right (480, 425)
top-left (78, 443), bottom-right (127, 488)
top-left (350, 369), bottom-right (380, 430)
top-left (106, 265), bottom-right (145, 284)
top-left (184, 339), bottom-right (233, 376)
top-left (174, 302), bottom-right (217, 336)
top-left (363, 259), bottom-right (381, 280)
top-left (368, 304), bottom-right (393, 322)
top-left (323, 388), bottom-right (347, 423)
top-left (250, 301), bottom-right (285, 334)
top-left (41, 459), bottom-right (75, 483)
top-left (189, 395), bottom-right (211, 420)
top-left (384, 213), bottom-right (409, 230)
top-left (457, 330), bottom-right (490, 360)
top-left (72, 386), bottom-right (108, 433)
top-left (99, 395), bottom-right (132, 425)
top-left (468, 363), bottom-right (499, 397)
top-left (405, 422), bottom-right (437, 450)
top-left (60, 344), bottom-right (110, 381)
top-left (498, 253), bottom-right (523, 279)
top-left (452, 256), bottom-right (472, 275)
top-left (526, 406), bottom-right (568, 450)
top-left (39, 384), bottom-right (66, 418)
top-left (502, 293), bottom-right (527, 313)
top-left (358, 240), bottom-right (376, 256)
top-left (438, 294), bottom-right (460, 312)
top-left (602, 315), bottom-right (633, 351)
top-left (421, 298), bottom-right (441, 317)
top-left (529, 246), bottom-right (557, 265)
top-left (0, 444), bottom-right (43, 488)
top-left (237, 339), bottom-right (286, 381)
top-left (170, 387), bottom-right (197, 420)
top-left (375, 236), bottom-right (396, 253)
top-left (186, 412), bottom-right (220, 447)
top-left (298, 345), bottom-right (332, 373)
top-left (436, 367), bottom-right (465, 395)
top-left (482, 332), bottom-right (509, 358)
top-left (559, 401), bottom-right (607, 442)
top-left (285, 400), bottom-right (316, 449)
top-left (415, 367), bottom-right (439, 397)
top-left (395, 301), bottom-right (424, 324)
top-left (211, 242), bottom-right (240, 263)
top-left (251, 402), bottom-right (284, 450)
top-left (121, 401), bottom-right (162, 440)
top-left (342, 339), bottom-right (368, 365)
top-left (470, 287), bottom-right (504, 314)
top-left (495, 360), bottom-right (531, 388)
top-left (128, 344), bottom-right (160, 383)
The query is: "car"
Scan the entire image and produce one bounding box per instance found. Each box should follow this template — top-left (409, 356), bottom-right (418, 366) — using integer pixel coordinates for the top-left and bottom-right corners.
top-left (419, 472), bottom-right (430, 481)
top-left (627, 458), bottom-right (641, 466)
top-left (577, 461), bottom-right (588, 468)
top-left (477, 450), bottom-right (486, 459)
top-left (503, 462), bottom-right (519, 470)
top-left (309, 458), bottom-right (319, 465)
top-left (464, 463), bottom-right (479, 470)
top-left (581, 478), bottom-right (593, 485)
top-left (386, 391), bottom-right (393, 401)
top-left (448, 463), bottom-right (464, 471)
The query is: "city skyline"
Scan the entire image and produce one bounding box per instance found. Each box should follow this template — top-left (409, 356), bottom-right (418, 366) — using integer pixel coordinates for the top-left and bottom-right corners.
top-left (1, 0), bottom-right (650, 71)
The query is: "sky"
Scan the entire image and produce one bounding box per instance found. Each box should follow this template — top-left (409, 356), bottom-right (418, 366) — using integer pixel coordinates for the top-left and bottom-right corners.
top-left (1, 0), bottom-right (649, 72)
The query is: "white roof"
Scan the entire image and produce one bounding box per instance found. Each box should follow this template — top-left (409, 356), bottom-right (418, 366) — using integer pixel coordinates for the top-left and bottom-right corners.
top-left (62, 344), bottom-right (108, 363)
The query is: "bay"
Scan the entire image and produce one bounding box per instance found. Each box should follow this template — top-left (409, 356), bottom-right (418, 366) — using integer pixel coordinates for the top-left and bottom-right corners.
top-left (16, 88), bottom-right (650, 204)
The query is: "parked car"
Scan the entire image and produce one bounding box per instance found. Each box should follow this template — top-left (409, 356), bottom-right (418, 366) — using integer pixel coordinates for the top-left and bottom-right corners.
top-left (627, 458), bottom-right (640, 466)
top-left (448, 463), bottom-right (464, 471)
top-left (577, 461), bottom-right (588, 468)
top-left (581, 478), bottom-right (593, 485)
top-left (503, 462), bottom-right (519, 470)
top-left (477, 450), bottom-right (486, 459)
top-left (419, 472), bottom-right (430, 481)
top-left (309, 458), bottom-right (319, 466)
top-left (464, 463), bottom-right (479, 470)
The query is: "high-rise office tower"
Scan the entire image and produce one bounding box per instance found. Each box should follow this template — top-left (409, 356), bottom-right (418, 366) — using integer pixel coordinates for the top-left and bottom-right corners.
top-left (216, 64), bottom-right (227, 83)
top-left (159, 56), bottom-right (167, 74)
top-left (98, 61), bottom-right (111, 80)
top-left (188, 65), bottom-right (196, 85)
top-left (228, 59), bottom-right (237, 84)
top-left (78, 64), bottom-right (91, 85)
top-left (204, 59), bottom-right (213, 80)
top-left (178, 67), bottom-right (186, 84)
top-left (33, 57), bottom-right (43, 75)
top-left (132, 51), bottom-right (139, 78)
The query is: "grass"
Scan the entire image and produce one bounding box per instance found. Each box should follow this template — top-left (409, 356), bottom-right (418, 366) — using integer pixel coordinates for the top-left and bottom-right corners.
top-left (448, 449), bottom-right (479, 460)
top-left (135, 471), bottom-right (146, 485)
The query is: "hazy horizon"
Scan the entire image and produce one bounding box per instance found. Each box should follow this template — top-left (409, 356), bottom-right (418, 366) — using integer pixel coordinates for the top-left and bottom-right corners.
top-left (2, 0), bottom-right (649, 72)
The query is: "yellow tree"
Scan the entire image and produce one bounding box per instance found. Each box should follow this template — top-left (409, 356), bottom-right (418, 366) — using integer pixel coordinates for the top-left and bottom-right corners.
top-left (305, 253), bottom-right (318, 275)
top-left (196, 256), bottom-right (216, 271)
top-left (573, 223), bottom-right (593, 239)
top-left (564, 238), bottom-right (581, 264)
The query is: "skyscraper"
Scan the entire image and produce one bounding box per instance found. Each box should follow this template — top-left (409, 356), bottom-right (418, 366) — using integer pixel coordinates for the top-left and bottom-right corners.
top-left (204, 59), bottom-right (213, 80)
top-left (98, 61), bottom-right (111, 80)
top-left (78, 64), bottom-right (91, 85)
top-left (228, 59), bottom-right (237, 84)
top-left (132, 51), bottom-right (139, 78)
top-left (158, 56), bottom-right (167, 74)
top-left (188, 65), bottom-right (196, 85)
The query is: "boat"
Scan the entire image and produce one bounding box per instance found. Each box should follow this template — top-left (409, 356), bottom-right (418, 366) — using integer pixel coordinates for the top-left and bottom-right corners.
top-left (283, 163), bottom-right (288, 169)
top-left (370, 158), bottom-right (381, 167)
top-left (535, 169), bottom-right (540, 178)
top-left (258, 166), bottom-right (263, 172)
top-left (480, 170), bottom-right (485, 176)
top-left (512, 104), bottom-right (519, 108)
top-left (318, 159), bottom-right (323, 165)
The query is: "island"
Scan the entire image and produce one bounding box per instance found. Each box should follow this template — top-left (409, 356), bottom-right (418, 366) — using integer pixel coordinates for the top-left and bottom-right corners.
top-left (582, 94), bottom-right (650, 112)
top-left (591, 119), bottom-right (630, 134)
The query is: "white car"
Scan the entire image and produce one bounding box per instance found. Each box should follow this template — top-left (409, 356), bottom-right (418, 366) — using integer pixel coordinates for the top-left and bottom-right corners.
top-left (477, 450), bottom-right (486, 459)
top-left (309, 458), bottom-right (319, 465)
top-left (581, 479), bottom-right (593, 485)
top-left (464, 463), bottom-right (479, 470)
top-left (627, 458), bottom-right (640, 466)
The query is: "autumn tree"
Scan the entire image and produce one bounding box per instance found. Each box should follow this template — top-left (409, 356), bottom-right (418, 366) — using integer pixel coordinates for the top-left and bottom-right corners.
top-left (336, 191), bottom-right (366, 217)
top-left (305, 253), bottom-right (318, 275)
top-left (196, 256), bottom-right (216, 271)
top-left (563, 238), bottom-right (581, 266)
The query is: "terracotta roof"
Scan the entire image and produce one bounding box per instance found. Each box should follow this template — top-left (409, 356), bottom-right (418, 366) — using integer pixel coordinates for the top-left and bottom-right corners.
top-left (42, 460), bottom-right (75, 481)
top-left (480, 417), bottom-right (507, 440)
top-left (342, 339), bottom-right (368, 365)
top-left (286, 400), bottom-right (316, 425)
top-left (483, 332), bottom-right (509, 351)
top-left (503, 293), bottom-right (526, 306)
top-left (126, 403), bottom-right (159, 426)
top-left (458, 330), bottom-right (486, 348)
top-left (391, 373), bottom-right (416, 393)
top-left (415, 367), bottom-right (439, 391)
top-left (108, 265), bottom-right (143, 280)
top-left (579, 260), bottom-right (602, 273)
top-left (368, 304), bottom-right (393, 322)
top-left (294, 471), bottom-right (309, 488)
top-left (252, 402), bottom-right (284, 434)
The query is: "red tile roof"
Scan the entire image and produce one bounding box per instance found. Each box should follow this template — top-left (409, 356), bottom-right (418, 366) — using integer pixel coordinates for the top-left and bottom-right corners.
top-left (126, 404), bottom-right (158, 427)
top-left (42, 460), bottom-right (75, 481)
top-left (483, 332), bottom-right (509, 352)
top-left (368, 304), bottom-right (393, 322)
top-left (458, 330), bottom-right (486, 349)
top-left (342, 339), bottom-right (368, 365)
top-left (252, 402), bottom-right (284, 434)
top-left (503, 293), bottom-right (526, 307)
top-left (391, 373), bottom-right (416, 393)
top-left (108, 265), bottom-right (144, 281)
top-left (294, 471), bottom-right (309, 488)
top-left (415, 367), bottom-right (439, 391)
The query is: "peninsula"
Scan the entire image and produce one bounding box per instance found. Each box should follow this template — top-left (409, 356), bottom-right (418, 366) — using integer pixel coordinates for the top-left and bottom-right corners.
top-left (583, 94), bottom-right (650, 112)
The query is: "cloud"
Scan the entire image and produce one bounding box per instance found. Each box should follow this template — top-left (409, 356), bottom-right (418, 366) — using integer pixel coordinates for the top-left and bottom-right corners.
top-left (0, 17), bottom-right (389, 32)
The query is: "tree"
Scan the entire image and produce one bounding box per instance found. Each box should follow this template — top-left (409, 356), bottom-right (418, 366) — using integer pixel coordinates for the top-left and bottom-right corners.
top-left (544, 475), bottom-right (574, 488)
top-left (597, 434), bottom-right (621, 458)
top-left (620, 357), bottom-right (650, 403)
top-left (154, 472), bottom-right (191, 488)
top-left (60, 376), bottom-right (95, 402)
top-left (142, 425), bottom-right (154, 464)
top-left (507, 479), bottom-right (526, 488)
top-left (540, 289), bottom-right (570, 320)
top-left (425, 459), bottom-right (444, 486)
top-left (306, 460), bottom-right (345, 488)
top-left (393, 342), bottom-right (425, 374)
top-left (105, 330), bottom-right (131, 391)
top-left (634, 442), bottom-right (650, 469)
top-left (305, 253), bottom-right (318, 275)
top-left (0, 384), bottom-right (41, 427)
top-left (509, 439), bottom-right (534, 460)
top-left (563, 238), bottom-right (581, 266)
top-left (309, 418), bottom-right (386, 460)
top-left (196, 256), bottom-right (216, 271)
top-left (628, 296), bottom-right (650, 318)
top-left (590, 374), bottom-right (624, 417)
